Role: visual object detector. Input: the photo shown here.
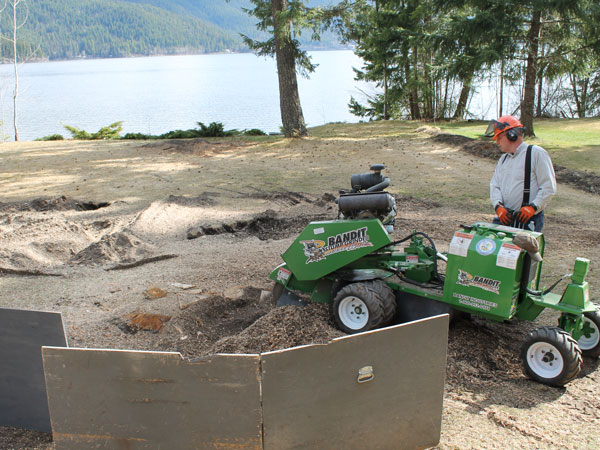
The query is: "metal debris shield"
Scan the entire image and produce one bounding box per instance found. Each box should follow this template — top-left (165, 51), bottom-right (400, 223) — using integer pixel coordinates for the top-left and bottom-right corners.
top-left (42, 350), bottom-right (262, 449)
top-left (261, 315), bottom-right (448, 450)
top-left (0, 308), bottom-right (67, 432)
top-left (42, 314), bottom-right (448, 450)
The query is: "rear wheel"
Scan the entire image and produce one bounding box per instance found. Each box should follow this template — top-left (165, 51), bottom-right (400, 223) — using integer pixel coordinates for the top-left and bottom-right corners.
top-left (577, 310), bottom-right (600, 358)
top-left (521, 326), bottom-right (582, 387)
top-left (371, 280), bottom-right (396, 326)
top-left (331, 282), bottom-right (384, 334)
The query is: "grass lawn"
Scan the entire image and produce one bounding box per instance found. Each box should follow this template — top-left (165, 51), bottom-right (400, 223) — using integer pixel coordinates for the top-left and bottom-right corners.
top-left (437, 118), bottom-right (600, 175)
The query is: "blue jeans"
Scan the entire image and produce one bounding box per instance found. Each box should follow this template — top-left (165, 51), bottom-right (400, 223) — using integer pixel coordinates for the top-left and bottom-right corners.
top-left (493, 211), bottom-right (545, 232)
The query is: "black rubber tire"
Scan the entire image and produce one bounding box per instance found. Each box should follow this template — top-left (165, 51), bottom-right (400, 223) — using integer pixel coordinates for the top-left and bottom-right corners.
top-left (330, 279), bottom-right (348, 300)
top-left (371, 280), bottom-right (397, 326)
top-left (331, 282), bottom-right (384, 334)
top-left (521, 326), bottom-right (582, 387)
top-left (578, 309), bottom-right (600, 358)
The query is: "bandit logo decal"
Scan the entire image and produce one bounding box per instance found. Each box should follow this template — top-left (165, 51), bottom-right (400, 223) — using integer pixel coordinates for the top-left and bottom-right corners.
top-left (301, 227), bottom-right (372, 264)
top-left (300, 239), bottom-right (327, 263)
top-left (456, 269), bottom-right (501, 294)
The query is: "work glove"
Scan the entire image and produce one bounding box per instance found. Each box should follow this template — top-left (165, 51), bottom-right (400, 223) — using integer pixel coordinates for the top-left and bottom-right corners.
top-left (495, 203), bottom-right (512, 225)
top-left (517, 205), bottom-right (536, 224)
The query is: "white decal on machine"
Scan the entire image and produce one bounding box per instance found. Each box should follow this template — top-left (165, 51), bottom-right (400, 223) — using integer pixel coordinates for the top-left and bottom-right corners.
top-left (449, 232), bottom-right (473, 257)
top-left (301, 227), bottom-right (372, 264)
top-left (277, 267), bottom-right (291, 282)
top-left (453, 292), bottom-right (498, 311)
top-left (497, 243), bottom-right (521, 270)
top-left (456, 269), bottom-right (501, 294)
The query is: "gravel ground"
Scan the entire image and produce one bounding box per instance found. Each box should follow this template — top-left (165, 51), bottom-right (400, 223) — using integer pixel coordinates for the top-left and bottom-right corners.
top-left (1, 129), bottom-right (598, 449)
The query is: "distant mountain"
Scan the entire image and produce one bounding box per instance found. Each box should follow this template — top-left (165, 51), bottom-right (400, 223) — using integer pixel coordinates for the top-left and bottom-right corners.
top-left (0, 0), bottom-right (344, 61)
top-left (122, 0), bottom-right (259, 37)
top-left (0, 0), bottom-right (246, 60)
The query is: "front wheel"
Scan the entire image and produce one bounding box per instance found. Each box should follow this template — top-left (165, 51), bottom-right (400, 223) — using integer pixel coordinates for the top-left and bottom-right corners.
top-left (521, 326), bottom-right (582, 387)
top-left (577, 310), bottom-right (600, 358)
top-left (331, 282), bottom-right (384, 334)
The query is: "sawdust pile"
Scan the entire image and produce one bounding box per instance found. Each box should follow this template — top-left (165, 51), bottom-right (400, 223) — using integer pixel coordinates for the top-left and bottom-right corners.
top-left (147, 287), bottom-right (343, 359)
top-left (209, 303), bottom-right (344, 355)
top-left (69, 231), bottom-right (155, 265)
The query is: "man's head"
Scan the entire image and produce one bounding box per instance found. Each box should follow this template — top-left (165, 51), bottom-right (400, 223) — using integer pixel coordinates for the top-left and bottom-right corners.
top-left (484, 115), bottom-right (524, 152)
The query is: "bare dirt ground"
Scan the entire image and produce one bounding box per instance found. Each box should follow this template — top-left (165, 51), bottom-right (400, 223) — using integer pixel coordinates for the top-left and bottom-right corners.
top-left (1, 123), bottom-right (599, 449)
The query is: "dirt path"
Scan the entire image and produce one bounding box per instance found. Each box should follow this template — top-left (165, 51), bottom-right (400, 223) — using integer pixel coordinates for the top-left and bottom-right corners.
top-left (1, 124), bottom-right (599, 449)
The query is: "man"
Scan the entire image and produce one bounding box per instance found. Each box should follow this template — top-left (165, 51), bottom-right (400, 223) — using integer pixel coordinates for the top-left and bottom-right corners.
top-left (485, 115), bottom-right (556, 232)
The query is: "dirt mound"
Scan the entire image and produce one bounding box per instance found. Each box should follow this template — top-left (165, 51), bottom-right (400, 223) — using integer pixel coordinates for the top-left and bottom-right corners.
top-left (165, 193), bottom-right (219, 207)
top-left (143, 138), bottom-right (255, 156)
top-left (0, 196), bottom-right (110, 212)
top-left (433, 133), bottom-right (600, 194)
top-left (244, 191), bottom-right (335, 208)
top-left (395, 194), bottom-right (443, 210)
top-left (70, 231), bottom-right (155, 266)
top-left (153, 287), bottom-right (274, 358)
top-left (117, 286), bottom-right (342, 359)
top-left (210, 303), bottom-right (344, 355)
top-left (187, 208), bottom-right (331, 240)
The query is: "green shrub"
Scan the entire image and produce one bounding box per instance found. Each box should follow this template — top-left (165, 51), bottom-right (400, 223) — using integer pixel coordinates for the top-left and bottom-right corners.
top-left (67, 121), bottom-right (247, 141)
top-left (243, 128), bottom-right (267, 136)
top-left (197, 121), bottom-right (237, 137)
top-left (35, 134), bottom-right (64, 141)
top-left (159, 129), bottom-right (201, 139)
top-left (122, 132), bottom-right (154, 140)
top-left (63, 121), bottom-right (123, 140)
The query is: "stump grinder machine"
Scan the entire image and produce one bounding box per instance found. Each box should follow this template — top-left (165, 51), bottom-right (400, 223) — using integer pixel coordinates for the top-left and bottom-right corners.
top-left (270, 164), bottom-right (599, 387)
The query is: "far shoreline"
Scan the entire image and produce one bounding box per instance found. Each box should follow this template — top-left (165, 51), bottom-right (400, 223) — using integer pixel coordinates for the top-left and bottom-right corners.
top-left (0, 45), bottom-right (352, 66)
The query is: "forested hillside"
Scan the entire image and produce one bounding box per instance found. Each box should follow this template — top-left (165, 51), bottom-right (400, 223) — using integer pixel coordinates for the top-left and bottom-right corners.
top-left (123, 0), bottom-right (259, 37)
top-left (0, 0), bottom-right (343, 61)
top-left (0, 0), bottom-right (247, 60)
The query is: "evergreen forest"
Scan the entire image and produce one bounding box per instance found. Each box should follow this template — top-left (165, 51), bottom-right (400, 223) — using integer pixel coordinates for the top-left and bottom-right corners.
top-left (0, 0), bottom-right (249, 60)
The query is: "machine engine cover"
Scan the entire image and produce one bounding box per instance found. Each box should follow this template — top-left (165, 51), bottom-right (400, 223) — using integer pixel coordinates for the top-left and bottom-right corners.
top-left (281, 219), bottom-right (392, 281)
top-left (338, 192), bottom-right (394, 215)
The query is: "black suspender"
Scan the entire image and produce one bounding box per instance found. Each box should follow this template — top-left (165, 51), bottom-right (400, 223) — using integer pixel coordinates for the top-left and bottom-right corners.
top-left (522, 144), bottom-right (533, 206)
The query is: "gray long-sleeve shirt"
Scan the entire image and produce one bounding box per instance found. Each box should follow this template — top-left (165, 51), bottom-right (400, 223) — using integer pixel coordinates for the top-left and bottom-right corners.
top-left (490, 142), bottom-right (557, 213)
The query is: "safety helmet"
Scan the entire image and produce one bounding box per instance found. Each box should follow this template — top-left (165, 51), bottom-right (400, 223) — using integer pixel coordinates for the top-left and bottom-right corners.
top-left (484, 115), bottom-right (524, 141)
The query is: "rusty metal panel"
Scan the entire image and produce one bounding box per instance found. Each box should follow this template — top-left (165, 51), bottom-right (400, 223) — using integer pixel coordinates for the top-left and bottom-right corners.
top-left (261, 315), bottom-right (449, 450)
top-left (42, 348), bottom-right (262, 450)
top-left (0, 308), bottom-right (66, 432)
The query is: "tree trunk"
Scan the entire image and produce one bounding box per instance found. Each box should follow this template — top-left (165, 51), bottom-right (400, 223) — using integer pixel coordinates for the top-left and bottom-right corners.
top-left (521, 10), bottom-right (541, 137)
top-left (12, 1), bottom-right (19, 141)
top-left (499, 60), bottom-right (504, 117)
top-left (410, 46), bottom-right (421, 120)
top-left (570, 74), bottom-right (582, 118)
top-left (453, 72), bottom-right (473, 119)
top-left (536, 43), bottom-right (546, 118)
top-left (375, 0), bottom-right (389, 120)
top-left (441, 74), bottom-right (450, 119)
top-left (383, 66), bottom-right (389, 120)
top-left (271, 0), bottom-right (307, 137)
top-left (424, 59), bottom-right (434, 119)
top-left (536, 76), bottom-right (543, 118)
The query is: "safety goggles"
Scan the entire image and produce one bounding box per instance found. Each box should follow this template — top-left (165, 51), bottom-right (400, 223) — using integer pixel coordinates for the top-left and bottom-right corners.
top-left (484, 120), bottom-right (510, 138)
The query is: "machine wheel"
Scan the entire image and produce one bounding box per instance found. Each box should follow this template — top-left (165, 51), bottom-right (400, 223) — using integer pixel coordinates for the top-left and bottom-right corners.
top-left (371, 280), bottom-right (397, 326)
top-left (521, 326), bottom-right (582, 387)
top-left (331, 282), bottom-right (384, 334)
top-left (577, 310), bottom-right (600, 358)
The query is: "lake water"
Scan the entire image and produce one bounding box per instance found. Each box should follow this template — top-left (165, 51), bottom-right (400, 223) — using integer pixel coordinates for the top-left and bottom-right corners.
top-left (0, 50), bottom-right (375, 141)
